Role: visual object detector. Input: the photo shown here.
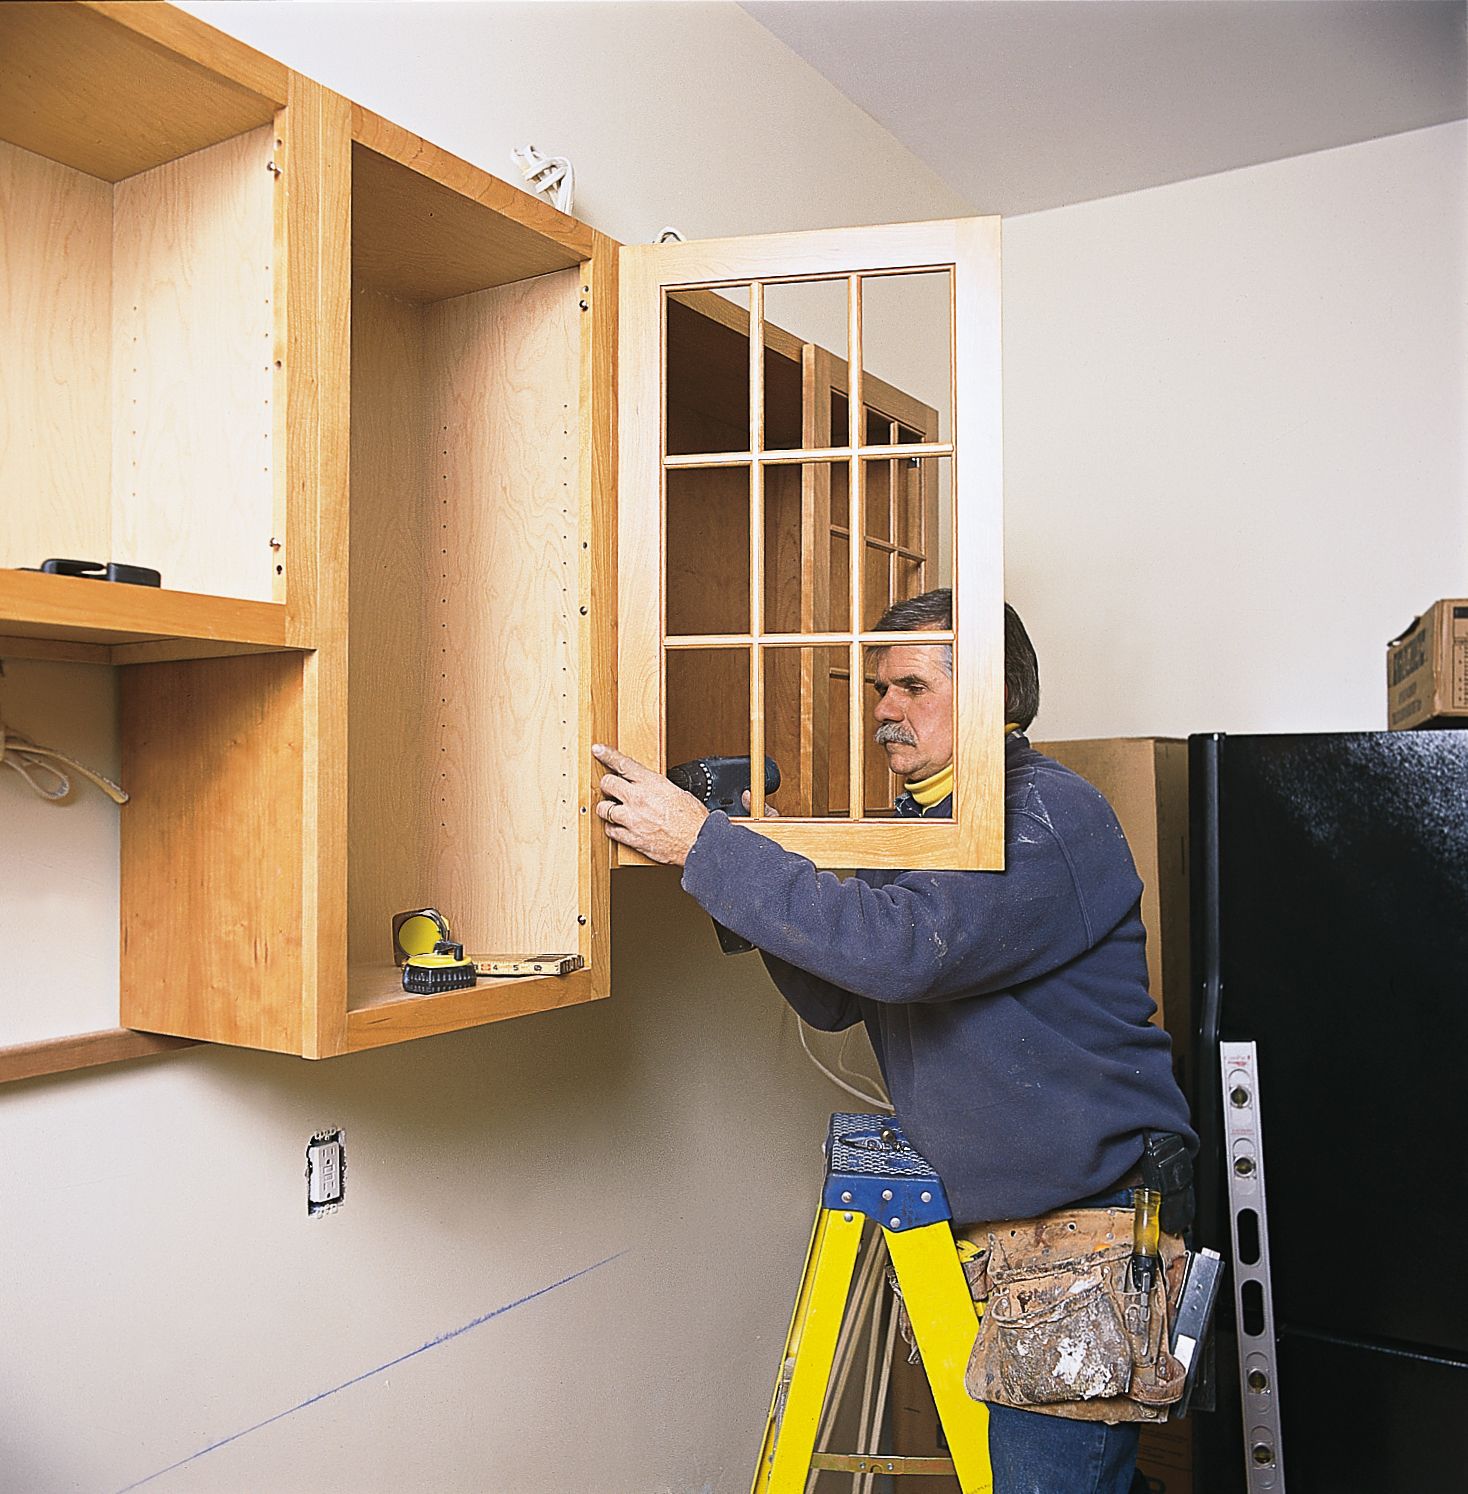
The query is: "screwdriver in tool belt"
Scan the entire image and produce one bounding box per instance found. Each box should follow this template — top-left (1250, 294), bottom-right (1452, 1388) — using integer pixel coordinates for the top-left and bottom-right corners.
top-left (1131, 1187), bottom-right (1162, 1329)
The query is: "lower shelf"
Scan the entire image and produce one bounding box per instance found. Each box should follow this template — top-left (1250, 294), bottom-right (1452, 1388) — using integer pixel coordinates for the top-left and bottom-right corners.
top-left (343, 963), bottom-right (606, 1052)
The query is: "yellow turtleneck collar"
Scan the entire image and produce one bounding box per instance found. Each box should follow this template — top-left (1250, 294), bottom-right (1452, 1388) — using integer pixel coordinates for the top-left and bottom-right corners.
top-left (905, 725), bottom-right (1021, 808)
top-left (905, 762), bottom-right (953, 808)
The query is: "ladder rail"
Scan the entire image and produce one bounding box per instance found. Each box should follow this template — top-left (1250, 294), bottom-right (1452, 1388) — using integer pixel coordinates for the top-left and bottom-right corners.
top-left (884, 1222), bottom-right (990, 1493)
top-left (754, 1206), bottom-right (865, 1494)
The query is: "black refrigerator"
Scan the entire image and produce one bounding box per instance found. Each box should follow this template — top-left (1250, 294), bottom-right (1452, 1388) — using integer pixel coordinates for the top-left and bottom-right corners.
top-left (1189, 730), bottom-right (1468, 1494)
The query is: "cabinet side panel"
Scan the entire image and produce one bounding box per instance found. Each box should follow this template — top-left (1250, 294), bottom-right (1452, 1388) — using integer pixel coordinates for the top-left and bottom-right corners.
top-left (112, 125), bottom-right (276, 600)
top-left (295, 82), bottom-right (354, 1057)
top-left (120, 653), bottom-right (304, 1050)
top-left (423, 272), bottom-right (581, 953)
top-left (347, 289), bottom-right (433, 965)
top-left (0, 140), bottom-right (112, 568)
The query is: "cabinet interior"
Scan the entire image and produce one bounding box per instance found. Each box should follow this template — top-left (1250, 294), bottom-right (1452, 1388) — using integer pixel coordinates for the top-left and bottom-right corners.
top-left (346, 144), bottom-right (591, 1017)
top-left (5, 6), bottom-right (620, 1074)
top-left (0, 4), bottom-right (282, 183)
top-left (0, 116), bottom-right (281, 606)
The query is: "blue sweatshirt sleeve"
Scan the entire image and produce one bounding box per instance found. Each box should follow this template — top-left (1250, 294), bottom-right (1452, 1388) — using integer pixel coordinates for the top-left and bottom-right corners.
top-left (681, 808), bottom-right (1124, 1004)
top-left (757, 951), bottom-right (863, 1032)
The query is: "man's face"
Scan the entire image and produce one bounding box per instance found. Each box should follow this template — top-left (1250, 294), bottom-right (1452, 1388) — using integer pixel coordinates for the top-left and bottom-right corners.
top-left (872, 640), bottom-right (954, 781)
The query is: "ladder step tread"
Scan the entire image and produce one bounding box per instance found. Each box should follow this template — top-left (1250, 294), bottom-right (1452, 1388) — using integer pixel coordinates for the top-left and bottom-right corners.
top-left (811, 1453), bottom-right (958, 1475)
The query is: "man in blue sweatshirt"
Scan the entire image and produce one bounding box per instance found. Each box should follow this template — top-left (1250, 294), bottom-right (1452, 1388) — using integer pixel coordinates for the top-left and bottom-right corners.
top-left (593, 592), bottom-right (1194, 1494)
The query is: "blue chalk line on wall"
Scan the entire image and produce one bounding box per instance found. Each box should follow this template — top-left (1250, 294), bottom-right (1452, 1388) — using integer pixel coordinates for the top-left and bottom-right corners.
top-left (114, 1251), bottom-right (627, 1493)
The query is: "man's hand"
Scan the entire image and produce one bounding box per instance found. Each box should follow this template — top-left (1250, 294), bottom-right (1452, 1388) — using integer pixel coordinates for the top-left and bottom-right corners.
top-left (592, 743), bottom-right (709, 866)
top-left (741, 790), bottom-right (781, 818)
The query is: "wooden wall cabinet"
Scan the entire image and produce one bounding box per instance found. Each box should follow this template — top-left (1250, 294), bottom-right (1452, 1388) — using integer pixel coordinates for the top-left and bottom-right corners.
top-left (2, 2), bottom-right (613, 1070)
top-left (3, 5), bottom-right (1007, 1079)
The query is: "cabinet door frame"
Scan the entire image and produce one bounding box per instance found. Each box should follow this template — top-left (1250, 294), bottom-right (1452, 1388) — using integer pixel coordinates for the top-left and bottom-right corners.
top-left (618, 219), bottom-right (1004, 871)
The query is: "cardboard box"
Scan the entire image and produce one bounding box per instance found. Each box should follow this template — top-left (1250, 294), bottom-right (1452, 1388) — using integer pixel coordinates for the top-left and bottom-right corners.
top-left (889, 1344), bottom-right (962, 1491)
top-left (1035, 738), bottom-right (1192, 1097)
top-left (1387, 600), bottom-right (1468, 730)
top-left (1136, 1415), bottom-right (1194, 1494)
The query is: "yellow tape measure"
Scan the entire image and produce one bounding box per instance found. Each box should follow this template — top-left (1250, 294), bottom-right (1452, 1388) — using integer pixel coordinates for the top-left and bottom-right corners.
top-left (391, 907), bottom-right (451, 967)
top-left (402, 940), bottom-right (477, 995)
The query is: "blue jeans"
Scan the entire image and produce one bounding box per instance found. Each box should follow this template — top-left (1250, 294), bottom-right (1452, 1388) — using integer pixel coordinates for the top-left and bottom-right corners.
top-left (983, 1181), bottom-right (1141, 1494)
top-left (986, 1403), bottom-right (1140, 1494)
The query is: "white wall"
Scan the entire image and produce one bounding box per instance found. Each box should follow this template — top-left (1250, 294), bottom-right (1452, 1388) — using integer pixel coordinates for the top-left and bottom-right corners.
top-left (2, 3), bottom-right (1463, 1491)
top-left (178, 0), bottom-right (971, 242)
top-left (1004, 121), bottom-right (1467, 739)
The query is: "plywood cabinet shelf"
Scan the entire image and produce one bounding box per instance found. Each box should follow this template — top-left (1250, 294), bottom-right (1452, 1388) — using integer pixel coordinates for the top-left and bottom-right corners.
top-left (343, 965), bottom-right (605, 1053)
top-left (0, 570), bottom-right (300, 665)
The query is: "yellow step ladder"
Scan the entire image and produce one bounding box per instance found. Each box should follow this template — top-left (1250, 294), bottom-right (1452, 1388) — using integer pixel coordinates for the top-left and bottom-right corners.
top-left (752, 1113), bottom-right (992, 1493)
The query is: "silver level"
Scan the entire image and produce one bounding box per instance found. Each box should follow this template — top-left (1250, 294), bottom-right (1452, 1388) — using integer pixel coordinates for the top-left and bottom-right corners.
top-left (1221, 1040), bottom-right (1286, 1491)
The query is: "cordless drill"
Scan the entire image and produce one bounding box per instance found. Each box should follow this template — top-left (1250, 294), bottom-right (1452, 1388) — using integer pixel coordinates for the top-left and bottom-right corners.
top-left (668, 755), bottom-right (781, 814)
top-left (667, 755), bottom-right (782, 954)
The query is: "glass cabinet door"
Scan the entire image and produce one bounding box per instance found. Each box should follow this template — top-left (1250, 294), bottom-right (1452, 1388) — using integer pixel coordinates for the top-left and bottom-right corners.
top-left (618, 220), bottom-right (1003, 870)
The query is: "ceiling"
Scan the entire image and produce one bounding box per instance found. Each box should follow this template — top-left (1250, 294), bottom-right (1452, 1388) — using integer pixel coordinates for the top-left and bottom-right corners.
top-left (741, 0), bottom-right (1467, 215)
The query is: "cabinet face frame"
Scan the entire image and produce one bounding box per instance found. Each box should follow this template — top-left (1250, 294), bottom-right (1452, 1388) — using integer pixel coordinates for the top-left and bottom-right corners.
top-left (618, 219), bottom-right (1004, 870)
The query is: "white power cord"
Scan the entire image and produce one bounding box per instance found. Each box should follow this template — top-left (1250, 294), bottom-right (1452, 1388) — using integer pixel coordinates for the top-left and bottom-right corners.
top-left (797, 1017), bottom-right (892, 1112)
top-left (511, 144), bottom-right (574, 214)
top-left (0, 717), bottom-right (127, 804)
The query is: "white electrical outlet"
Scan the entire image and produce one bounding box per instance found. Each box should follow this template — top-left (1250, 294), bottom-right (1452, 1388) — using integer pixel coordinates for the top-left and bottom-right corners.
top-left (306, 1129), bottom-right (345, 1215)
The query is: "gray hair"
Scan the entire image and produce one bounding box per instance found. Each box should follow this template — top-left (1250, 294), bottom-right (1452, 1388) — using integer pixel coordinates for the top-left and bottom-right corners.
top-left (872, 588), bottom-right (1040, 731)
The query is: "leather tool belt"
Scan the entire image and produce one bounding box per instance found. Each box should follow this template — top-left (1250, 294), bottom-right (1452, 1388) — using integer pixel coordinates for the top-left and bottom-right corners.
top-left (959, 1205), bottom-right (1189, 1424)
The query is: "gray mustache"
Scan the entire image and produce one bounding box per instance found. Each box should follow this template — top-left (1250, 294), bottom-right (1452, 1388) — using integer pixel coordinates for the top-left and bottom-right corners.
top-left (876, 723), bottom-right (917, 747)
